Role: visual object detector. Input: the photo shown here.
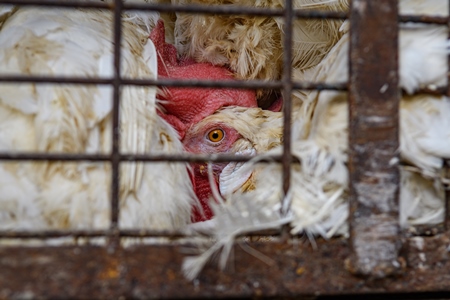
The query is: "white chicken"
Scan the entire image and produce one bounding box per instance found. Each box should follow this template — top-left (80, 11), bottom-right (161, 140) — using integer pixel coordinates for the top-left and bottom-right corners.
top-left (182, 0), bottom-right (450, 279)
top-left (0, 4), bottom-right (196, 231)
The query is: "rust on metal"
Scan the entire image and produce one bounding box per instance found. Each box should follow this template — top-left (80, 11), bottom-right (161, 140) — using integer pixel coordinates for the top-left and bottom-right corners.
top-left (109, 0), bottom-right (123, 238)
top-left (406, 223), bottom-right (446, 237)
top-left (281, 0), bottom-right (293, 204)
top-left (443, 0), bottom-right (450, 233)
top-left (347, 0), bottom-right (403, 278)
top-left (404, 233), bottom-right (450, 270)
top-left (1, 234), bottom-right (450, 298)
top-left (0, 228), bottom-right (281, 239)
top-left (0, 0), bottom-right (449, 298)
top-left (399, 14), bottom-right (448, 25)
top-left (445, 160), bottom-right (450, 230)
top-left (0, 75), bottom-right (348, 92)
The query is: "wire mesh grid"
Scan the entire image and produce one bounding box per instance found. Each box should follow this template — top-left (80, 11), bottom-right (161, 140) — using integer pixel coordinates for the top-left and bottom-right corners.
top-left (0, 0), bottom-right (351, 240)
top-left (0, 0), bottom-right (449, 298)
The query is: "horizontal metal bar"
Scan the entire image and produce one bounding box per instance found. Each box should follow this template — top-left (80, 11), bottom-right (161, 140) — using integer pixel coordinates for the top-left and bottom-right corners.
top-left (296, 82), bottom-right (347, 91)
top-left (405, 223), bottom-right (445, 237)
top-left (0, 75), bottom-right (348, 91)
top-left (0, 0), bottom-right (111, 8)
top-left (0, 228), bottom-right (281, 239)
top-left (2, 74), bottom-right (446, 94)
top-left (2, 74), bottom-right (447, 95)
top-left (0, 153), bottom-right (444, 179)
top-left (0, 0), bottom-right (283, 16)
top-left (0, 152), bottom-right (284, 163)
top-left (408, 86), bottom-right (448, 96)
top-left (0, 229), bottom-right (186, 239)
top-left (295, 10), bottom-right (347, 19)
top-left (0, 0), bottom-right (347, 19)
top-left (0, 75), bottom-right (112, 85)
top-left (1, 0), bottom-right (447, 25)
top-left (125, 3), bottom-right (348, 19)
top-left (0, 153), bottom-right (110, 162)
top-left (119, 153), bottom-right (282, 164)
top-left (124, 2), bottom-right (283, 16)
top-left (399, 14), bottom-right (448, 25)
top-left (0, 230), bottom-right (114, 239)
top-left (0, 75), bottom-right (447, 95)
top-left (1, 225), bottom-right (443, 240)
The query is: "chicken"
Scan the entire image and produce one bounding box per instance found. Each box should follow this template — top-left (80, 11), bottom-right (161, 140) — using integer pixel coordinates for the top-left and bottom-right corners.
top-left (149, 20), bottom-right (283, 222)
top-left (0, 4), bottom-right (196, 231)
top-left (182, 0), bottom-right (450, 279)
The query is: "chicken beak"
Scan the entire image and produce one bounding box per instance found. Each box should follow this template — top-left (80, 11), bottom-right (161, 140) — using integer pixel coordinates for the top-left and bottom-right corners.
top-left (219, 148), bottom-right (256, 197)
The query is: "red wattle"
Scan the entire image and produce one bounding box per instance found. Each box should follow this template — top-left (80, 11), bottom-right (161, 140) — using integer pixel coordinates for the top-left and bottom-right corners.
top-left (191, 167), bottom-right (218, 222)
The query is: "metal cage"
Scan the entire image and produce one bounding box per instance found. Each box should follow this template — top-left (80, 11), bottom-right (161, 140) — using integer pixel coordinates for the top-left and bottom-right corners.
top-left (0, 0), bottom-right (449, 298)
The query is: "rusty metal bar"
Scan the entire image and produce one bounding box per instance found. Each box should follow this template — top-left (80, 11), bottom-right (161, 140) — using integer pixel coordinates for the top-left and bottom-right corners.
top-left (445, 0), bottom-right (450, 231)
top-left (406, 223), bottom-right (445, 237)
top-left (399, 14), bottom-right (448, 25)
top-left (0, 0), bottom-right (346, 19)
top-left (0, 234), bottom-right (449, 298)
top-left (347, 0), bottom-right (403, 278)
top-left (1, 74), bottom-right (445, 96)
top-left (0, 229), bottom-right (189, 239)
top-left (109, 0), bottom-right (122, 242)
top-left (0, 152), bottom-right (278, 163)
top-left (0, 75), bottom-right (348, 91)
top-left (3, 0), bottom-right (447, 25)
top-left (0, 0), bottom-right (283, 15)
top-left (1, 76), bottom-right (445, 97)
top-left (0, 0), bottom-right (111, 8)
top-left (445, 165), bottom-right (450, 231)
top-left (0, 228), bottom-right (281, 239)
top-left (281, 0), bottom-right (293, 213)
top-left (0, 76), bottom-right (443, 95)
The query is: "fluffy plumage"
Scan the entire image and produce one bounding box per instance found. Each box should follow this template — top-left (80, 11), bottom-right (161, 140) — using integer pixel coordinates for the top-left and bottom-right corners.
top-left (172, 0), bottom-right (349, 106)
top-left (183, 0), bottom-right (450, 279)
top-left (239, 0), bottom-right (450, 236)
top-left (0, 4), bottom-right (196, 231)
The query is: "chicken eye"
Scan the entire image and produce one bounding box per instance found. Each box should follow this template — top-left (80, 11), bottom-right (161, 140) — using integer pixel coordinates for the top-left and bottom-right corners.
top-left (207, 129), bottom-right (224, 143)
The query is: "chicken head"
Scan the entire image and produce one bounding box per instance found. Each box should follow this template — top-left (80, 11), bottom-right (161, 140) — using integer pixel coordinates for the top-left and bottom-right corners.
top-left (150, 20), bottom-right (282, 222)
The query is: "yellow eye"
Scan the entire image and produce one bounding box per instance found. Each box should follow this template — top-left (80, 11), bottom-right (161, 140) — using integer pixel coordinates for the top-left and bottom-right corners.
top-left (207, 129), bottom-right (224, 143)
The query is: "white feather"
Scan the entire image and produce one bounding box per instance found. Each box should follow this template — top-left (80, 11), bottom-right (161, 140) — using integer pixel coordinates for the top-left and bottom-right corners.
top-left (0, 4), bottom-right (196, 232)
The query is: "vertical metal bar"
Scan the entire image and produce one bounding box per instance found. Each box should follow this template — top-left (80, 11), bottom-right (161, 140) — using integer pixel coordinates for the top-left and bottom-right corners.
top-left (110, 0), bottom-right (123, 243)
top-left (445, 160), bottom-right (450, 229)
top-left (281, 0), bottom-right (293, 216)
top-left (445, 0), bottom-right (450, 230)
top-left (107, 2), bottom-right (124, 295)
top-left (346, 0), bottom-right (403, 278)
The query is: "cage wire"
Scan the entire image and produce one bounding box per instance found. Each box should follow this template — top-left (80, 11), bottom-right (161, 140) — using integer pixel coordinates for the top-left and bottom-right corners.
top-left (0, 0), bottom-right (449, 298)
